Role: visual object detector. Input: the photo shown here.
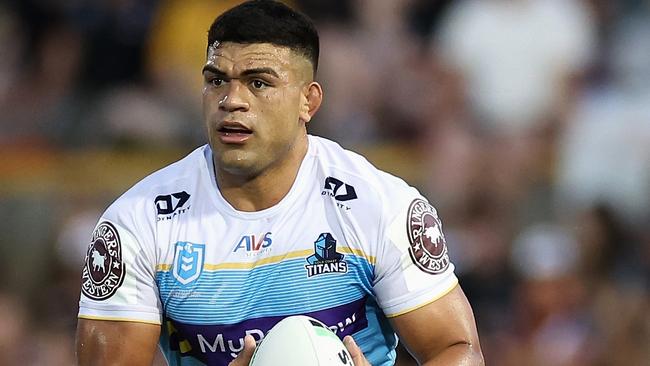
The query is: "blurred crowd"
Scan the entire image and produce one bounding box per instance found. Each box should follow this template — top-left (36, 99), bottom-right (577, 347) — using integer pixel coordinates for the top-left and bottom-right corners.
top-left (1, 0), bottom-right (649, 365)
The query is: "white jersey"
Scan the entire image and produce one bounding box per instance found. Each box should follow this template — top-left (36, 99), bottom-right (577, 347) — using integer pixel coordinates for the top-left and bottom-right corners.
top-left (78, 135), bottom-right (458, 366)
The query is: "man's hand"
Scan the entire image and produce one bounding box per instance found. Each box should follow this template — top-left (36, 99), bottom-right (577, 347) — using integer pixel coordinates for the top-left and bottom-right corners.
top-left (228, 335), bottom-right (257, 366)
top-left (343, 336), bottom-right (371, 366)
top-left (228, 334), bottom-right (370, 366)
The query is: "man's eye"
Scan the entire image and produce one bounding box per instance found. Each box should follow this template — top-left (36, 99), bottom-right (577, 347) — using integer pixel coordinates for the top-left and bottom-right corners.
top-left (251, 80), bottom-right (268, 89)
top-left (210, 78), bottom-right (225, 87)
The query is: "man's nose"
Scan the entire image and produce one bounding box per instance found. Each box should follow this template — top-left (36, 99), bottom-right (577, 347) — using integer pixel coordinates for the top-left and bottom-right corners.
top-left (218, 81), bottom-right (249, 112)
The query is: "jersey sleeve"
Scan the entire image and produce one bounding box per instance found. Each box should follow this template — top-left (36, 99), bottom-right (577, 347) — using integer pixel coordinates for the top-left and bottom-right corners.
top-left (372, 191), bottom-right (458, 317)
top-left (78, 202), bottom-right (162, 325)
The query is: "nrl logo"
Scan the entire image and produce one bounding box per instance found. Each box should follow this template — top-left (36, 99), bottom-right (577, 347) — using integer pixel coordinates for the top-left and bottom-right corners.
top-left (172, 242), bottom-right (206, 285)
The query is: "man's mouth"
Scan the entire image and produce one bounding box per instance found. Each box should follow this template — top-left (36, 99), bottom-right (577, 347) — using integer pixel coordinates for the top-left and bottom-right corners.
top-left (218, 126), bottom-right (253, 134)
top-left (217, 122), bottom-right (253, 144)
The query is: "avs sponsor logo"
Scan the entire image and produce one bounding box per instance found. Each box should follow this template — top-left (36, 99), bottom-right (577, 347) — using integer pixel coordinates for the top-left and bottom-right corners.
top-left (81, 221), bottom-right (126, 300)
top-left (164, 297), bottom-right (367, 364)
top-left (407, 198), bottom-right (450, 274)
top-left (322, 177), bottom-right (357, 210)
top-left (172, 242), bottom-right (205, 285)
top-left (155, 191), bottom-right (190, 221)
top-left (305, 233), bottom-right (348, 277)
top-left (232, 232), bottom-right (272, 256)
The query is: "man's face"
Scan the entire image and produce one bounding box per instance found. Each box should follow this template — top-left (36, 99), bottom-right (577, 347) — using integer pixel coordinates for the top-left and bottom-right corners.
top-left (202, 42), bottom-right (313, 177)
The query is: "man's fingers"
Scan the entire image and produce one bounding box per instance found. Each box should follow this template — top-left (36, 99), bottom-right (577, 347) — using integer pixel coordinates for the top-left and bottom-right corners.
top-left (343, 336), bottom-right (370, 366)
top-left (228, 335), bottom-right (257, 366)
top-left (242, 334), bottom-right (257, 358)
top-left (232, 334), bottom-right (366, 366)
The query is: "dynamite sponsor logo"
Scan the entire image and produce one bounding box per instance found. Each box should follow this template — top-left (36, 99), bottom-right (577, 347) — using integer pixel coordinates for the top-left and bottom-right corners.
top-left (81, 221), bottom-right (126, 300)
top-left (156, 191), bottom-right (191, 221)
top-left (322, 177), bottom-right (357, 211)
top-left (406, 199), bottom-right (450, 274)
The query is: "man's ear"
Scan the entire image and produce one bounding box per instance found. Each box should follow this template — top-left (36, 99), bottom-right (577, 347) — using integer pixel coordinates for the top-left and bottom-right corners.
top-left (299, 82), bottom-right (323, 123)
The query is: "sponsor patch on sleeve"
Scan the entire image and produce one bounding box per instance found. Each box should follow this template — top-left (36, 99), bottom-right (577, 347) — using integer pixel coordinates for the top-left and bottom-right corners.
top-left (81, 221), bottom-right (126, 300)
top-left (406, 199), bottom-right (450, 274)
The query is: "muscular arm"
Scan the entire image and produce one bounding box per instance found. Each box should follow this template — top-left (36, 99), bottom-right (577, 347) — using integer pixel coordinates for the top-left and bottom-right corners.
top-left (390, 285), bottom-right (484, 365)
top-left (76, 319), bottom-right (161, 366)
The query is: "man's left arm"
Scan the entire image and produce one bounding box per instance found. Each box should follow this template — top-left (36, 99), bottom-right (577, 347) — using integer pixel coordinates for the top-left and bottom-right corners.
top-left (389, 284), bottom-right (484, 365)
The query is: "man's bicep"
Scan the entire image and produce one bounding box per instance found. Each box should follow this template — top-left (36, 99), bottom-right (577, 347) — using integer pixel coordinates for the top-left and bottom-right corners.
top-left (389, 285), bottom-right (483, 365)
top-left (76, 318), bottom-right (161, 366)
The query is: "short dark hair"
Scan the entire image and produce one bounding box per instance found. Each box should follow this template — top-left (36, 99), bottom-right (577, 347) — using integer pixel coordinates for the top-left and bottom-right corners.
top-left (207, 0), bottom-right (319, 75)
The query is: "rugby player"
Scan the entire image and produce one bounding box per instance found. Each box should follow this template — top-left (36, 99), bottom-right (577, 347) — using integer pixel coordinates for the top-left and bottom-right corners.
top-left (76, 1), bottom-right (483, 365)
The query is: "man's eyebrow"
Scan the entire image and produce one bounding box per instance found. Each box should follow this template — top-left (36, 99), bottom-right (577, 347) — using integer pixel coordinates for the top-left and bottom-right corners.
top-left (202, 65), bottom-right (225, 75)
top-left (201, 64), bottom-right (280, 79)
top-left (201, 65), bottom-right (280, 79)
top-left (240, 67), bottom-right (280, 79)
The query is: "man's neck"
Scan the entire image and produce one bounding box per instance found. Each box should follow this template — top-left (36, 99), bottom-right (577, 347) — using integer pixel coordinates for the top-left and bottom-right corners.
top-left (215, 136), bottom-right (309, 212)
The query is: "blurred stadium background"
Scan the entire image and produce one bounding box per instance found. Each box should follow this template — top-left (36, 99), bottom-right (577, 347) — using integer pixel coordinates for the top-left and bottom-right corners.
top-left (1, 0), bottom-right (649, 365)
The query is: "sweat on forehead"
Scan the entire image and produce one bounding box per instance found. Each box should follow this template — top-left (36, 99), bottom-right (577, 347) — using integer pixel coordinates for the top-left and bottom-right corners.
top-left (208, 40), bottom-right (301, 59)
top-left (207, 43), bottom-right (310, 66)
top-left (204, 43), bottom-right (315, 82)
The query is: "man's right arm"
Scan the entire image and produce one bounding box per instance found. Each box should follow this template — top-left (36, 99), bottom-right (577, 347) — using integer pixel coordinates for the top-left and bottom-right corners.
top-left (77, 212), bottom-right (162, 365)
top-left (76, 319), bottom-right (161, 366)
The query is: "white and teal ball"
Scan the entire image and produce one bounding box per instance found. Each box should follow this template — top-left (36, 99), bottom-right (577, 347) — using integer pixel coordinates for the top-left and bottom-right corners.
top-left (249, 315), bottom-right (354, 366)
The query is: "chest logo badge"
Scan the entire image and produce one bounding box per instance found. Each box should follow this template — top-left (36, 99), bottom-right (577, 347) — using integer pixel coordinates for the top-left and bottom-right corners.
top-left (172, 242), bottom-right (205, 285)
top-left (305, 233), bottom-right (348, 277)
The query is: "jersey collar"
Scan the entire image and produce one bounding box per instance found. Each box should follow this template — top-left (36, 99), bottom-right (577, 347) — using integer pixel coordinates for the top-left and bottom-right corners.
top-left (201, 137), bottom-right (316, 220)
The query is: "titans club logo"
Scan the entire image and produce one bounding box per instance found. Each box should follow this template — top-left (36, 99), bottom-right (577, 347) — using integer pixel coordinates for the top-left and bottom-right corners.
top-left (406, 199), bottom-right (450, 274)
top-left (305, 233), bottom-right (348, 277)
top-left (81, 221), bottom-right (126, 300)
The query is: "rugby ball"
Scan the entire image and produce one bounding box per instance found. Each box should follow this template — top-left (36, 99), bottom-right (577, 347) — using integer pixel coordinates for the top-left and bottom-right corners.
top-left (249, 315), bottom-right (354, 366)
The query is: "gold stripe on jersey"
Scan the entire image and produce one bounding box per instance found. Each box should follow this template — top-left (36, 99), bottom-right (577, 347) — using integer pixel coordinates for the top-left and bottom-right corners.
top-left (339, 247), bottom-right (376, 264)
top-left (384, 279), bottom-right (459, 318)
top-left (78, 314), bottom-right (162, 325)
top-left (155, 248), bottom-right (376, 272)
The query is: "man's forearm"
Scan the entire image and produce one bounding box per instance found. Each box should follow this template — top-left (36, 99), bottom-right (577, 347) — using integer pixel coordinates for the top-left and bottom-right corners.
top-left (421, 342), bottom-right (485, 366)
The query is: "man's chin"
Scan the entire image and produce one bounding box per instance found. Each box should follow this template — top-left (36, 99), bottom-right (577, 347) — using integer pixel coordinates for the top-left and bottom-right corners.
top-left (214, 151), bottom-right (260, 176)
